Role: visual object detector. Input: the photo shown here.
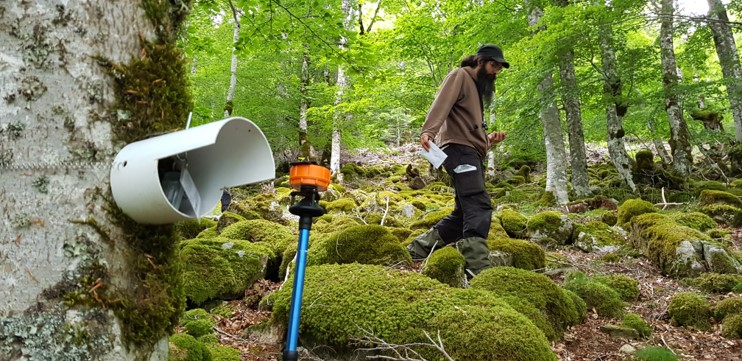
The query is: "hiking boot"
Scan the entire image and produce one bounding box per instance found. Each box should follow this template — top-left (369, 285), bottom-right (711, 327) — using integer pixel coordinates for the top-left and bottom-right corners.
top-left (407, 228), bottom-right (444, 260)
top-left (457, 236), bottom-right (492, 277)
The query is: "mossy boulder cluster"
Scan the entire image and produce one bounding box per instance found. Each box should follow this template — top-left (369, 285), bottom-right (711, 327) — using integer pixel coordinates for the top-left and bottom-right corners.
top-left (169, 309), bottom-right (240, 361)
top-left (270, 263), bottom-right (558, 360)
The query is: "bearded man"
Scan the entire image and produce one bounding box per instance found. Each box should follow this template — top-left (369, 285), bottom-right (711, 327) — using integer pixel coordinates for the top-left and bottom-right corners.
top-left (409, 44), bottom-right (509, 278)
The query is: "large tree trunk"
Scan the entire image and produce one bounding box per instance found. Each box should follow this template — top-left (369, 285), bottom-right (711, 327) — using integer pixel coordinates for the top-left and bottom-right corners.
top-left (660, 0), bottom-right (693, 176)
top-left (1, 2), bottom-right (190, 359)
top-left (529, 4), bottom-right (570, 205)
top-left (224, 1), bottom-right (241, 117)
top-left (558, 48), bottom-right (591, 197)
top-left (598, 15), bottom-right (637, 192)
top-left (707, 0), bottom-right (742, 142)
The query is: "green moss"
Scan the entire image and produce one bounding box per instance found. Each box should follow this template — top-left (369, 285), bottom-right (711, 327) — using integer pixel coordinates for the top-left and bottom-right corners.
top-left (270, 263), bottom-right (556, 360)
top-left (514, 165), bottom-right (532, 183)
top-left (180, 237), bottom-right (272, 305)
top-left (423, 246), bottom-right (465, 287)
top-left (498, 209), bottom-right (528, 239)
top-left (215, 212), bottom-right (247, 233)
top-left (690, 273), bottom-right (742, 293)
top-left (470, 267), bottom-right (582, 339)
top-left (169, 333), bottom-right (209, 361)
top-left (564, 272), bottom-right (625, 319)
top-left (498, 295), bottom-right (556, 341)
top-left (204, 343), bottom-right (240, 361)
top-left (537, 191), bottom-right (556, 207)
top-left (487, 237), bottom-right (545, 270)
top-left (617, 198), bottom-right (657, 226)
top-left (722, 313), bottom-right (742, 339)
top-left (324, 198), bottom-right (358, 213)
top-left (574, 221), bottom-right (625, 248)
top-left (307, 225), bottom-right (411, 267)
top-left (621, 313), bottom-right (652, 338)
top-left (409, 207), bottom-right (454, 230)
top-left (592, 274), bottom-right (639, 301)
top-left (699, 204), bottom-right (742, 227)
top-left (219, 219), bottom-right (294, 255)
top-left (668, 292), bottom-right (711, 330)
top-left (714, 297), bottom-right (742, 321)
top-left (634, 346), bottom-right (678, 361)
top-left (195, 226), bottom-right (218, 239)
top-left (699, 189), bottom-right (742, 207)
top-left (180, 309), bottom-right (215, 338)
top-left (669, 212), bottom-right (717, 232)
top-left (175, 219), bottom-right (218, 240)
top-left (634, 149), bottom-right (655, 171)
top-left (526, 211), bottom-right (573, 245)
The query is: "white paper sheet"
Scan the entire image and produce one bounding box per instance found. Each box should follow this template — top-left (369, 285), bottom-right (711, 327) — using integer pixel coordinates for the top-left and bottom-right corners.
top-left (419, 142), bottom-right (447, 169)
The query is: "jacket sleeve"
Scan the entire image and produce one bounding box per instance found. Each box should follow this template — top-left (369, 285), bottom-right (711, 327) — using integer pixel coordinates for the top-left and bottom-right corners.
top-left (421, 69), bottom-right (464, 139)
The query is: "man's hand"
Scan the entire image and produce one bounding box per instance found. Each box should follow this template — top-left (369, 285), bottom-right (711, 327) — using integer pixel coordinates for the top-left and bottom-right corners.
top-left (487, 131), bottom-right (507, 147)
top-left (420, 134), bottom-right (432, 152)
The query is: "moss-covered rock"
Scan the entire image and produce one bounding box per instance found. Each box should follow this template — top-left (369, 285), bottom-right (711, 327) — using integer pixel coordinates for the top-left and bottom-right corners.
top-left (669, 212), bottom-right (717, 232)
top-left (169, 333), bottom-right (209, 361)
top-left (591, 274), bottom-right (640, 301)
top-left (498, 209), bottom-right (529, 239)
top-left (409, 207), bottom-right (454, 230)
top-left (423, 247), bottom-right (466, 288)
top-left (271, 264), bottom-right (556, 360)
top-left (195, 226), bottom-right (218, 239)
top-left (470, 267), bottom-right (582, 339)
top-left (617, 198), bottom-right (657, 226)
top-left (564, 273), bottom-right (625, 319)
top-left (714, 297), bottom-right (742, 321)
top-left (219, 219), bottom-right (294, 255)
top-left (628, 213), bottom-right (739, 277)
top-left (699, 204), bottom-right (742, 227)
top-left (689, 273), bottom-right (742, 293)
top-left (621, 313), bottom-right (652, 338)
top-left (180, 237), bottom-right (273, 305)
top-left (699, 189), bottom-right (742, 208)
top-left (324, 198), bottom-right (358, 213)
top-left (307, 225), bottom-right (411, 267)
top-left (204, 343), bottom-right (241, 361)
top-left (722, 313), bottom-right (742, 339)
top-left (487, 237), bottom-right (545, 270)
top-left (175, 218), bottom-right (218, 240)
top-left (668, 292), bottom-right (711, 331)
top-left (526, 211), bottom-right (574, 245)
top-left (573, 221), bottom-right (625, 253)
top-left (180, 308), bottom-right (215, 338)
top-left (216, 211), bottom-right (246, 233)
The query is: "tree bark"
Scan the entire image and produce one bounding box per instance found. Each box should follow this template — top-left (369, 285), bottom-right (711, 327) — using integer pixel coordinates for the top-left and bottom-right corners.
top-left (299, 50), bottom-right (313, 160)
top-left (331, 0), bottom-right (357, 181)
top-left (529, 4), bottom-right (570, 205)
top-left (598, 14), bottom-right (637, 192)
top-left (224, 1), bottom-right (242, 117)
top-left (707, 0), bottom-right (742, 142)
top-left (558, 48), bottom-right (591, 197)
top-left (1, 1), bottom-right (189, 360)
top-left (660, 0), bottom-right (693, 176)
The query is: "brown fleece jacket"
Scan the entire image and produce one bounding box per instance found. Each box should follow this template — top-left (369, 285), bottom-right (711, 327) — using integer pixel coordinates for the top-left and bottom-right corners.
top-left (421, 66), bottom-right (488, 158)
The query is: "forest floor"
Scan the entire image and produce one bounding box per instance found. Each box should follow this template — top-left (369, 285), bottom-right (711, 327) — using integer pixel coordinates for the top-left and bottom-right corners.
top-left (201, 145), bottom-right (742, 360)
top-left (206, 223), bottom-right (742, 361)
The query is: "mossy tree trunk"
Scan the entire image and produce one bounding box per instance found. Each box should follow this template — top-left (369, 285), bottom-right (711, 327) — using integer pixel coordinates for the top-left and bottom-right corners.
top-left (707, 0), bottom-right (742, 142)
top-left (597, 4), bottom-right (637, 192)
top-left (660, 0), bottom-right (693, 176)
top-left (528, 3), bottom-right (569, 205)
top-left (0, 1), bottom-right (190, 359)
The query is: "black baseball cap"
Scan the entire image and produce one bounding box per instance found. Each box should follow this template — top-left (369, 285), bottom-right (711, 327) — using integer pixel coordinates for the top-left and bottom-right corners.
top-left (477, 44), bottom-right (510, 68)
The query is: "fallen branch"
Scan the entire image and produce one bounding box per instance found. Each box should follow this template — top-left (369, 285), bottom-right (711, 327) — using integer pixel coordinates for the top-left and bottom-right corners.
top-left (654, 187), bottom-right (684, 210)
top-left (353, 327), bottom-right (454, 361)
top-left (380, 196), bottom-right (391, 226)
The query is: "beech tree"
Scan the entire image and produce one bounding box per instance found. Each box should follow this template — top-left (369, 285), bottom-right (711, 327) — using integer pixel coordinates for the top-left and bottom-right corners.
top-left (1, 1), bottom-right (191, 359)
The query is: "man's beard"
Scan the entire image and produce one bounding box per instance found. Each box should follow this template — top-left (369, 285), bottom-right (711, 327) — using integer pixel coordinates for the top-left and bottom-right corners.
top-left (475, 66), bottom-right (496, 106)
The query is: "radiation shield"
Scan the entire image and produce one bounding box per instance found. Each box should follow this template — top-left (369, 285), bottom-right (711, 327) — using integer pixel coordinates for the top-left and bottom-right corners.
top-left (110, 117), bottom-right (275, 224)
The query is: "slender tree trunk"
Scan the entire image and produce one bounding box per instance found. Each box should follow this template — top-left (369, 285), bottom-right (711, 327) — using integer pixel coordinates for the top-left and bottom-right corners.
top-left (529, 4), bottom-right (570, 205)
top-left (647, 116), bottom-right (673, 165)
top-left (660, 0), bottom-right (693, 175)
top-left (224, 2), bottom-right (241, 117)
top-left (707, 0), bottom-right (742, 141)
top-left (299, 50), bottom-right (313, 160)
top-left (598, 15), bottom-right (637, 192)
top-left (331, 0), bottom-right (356, 181)
top-left (558, 49), bottom-right (591, 197)
top-left (1, 2), bottom-right (189, 359)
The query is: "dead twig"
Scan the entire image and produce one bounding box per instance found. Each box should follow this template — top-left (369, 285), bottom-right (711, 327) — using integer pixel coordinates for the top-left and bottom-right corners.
top-left (353, 327), bottom-right (454, 361)
top-left (654, 187), bottom-right (685, 210)
top-left (380, 196), bottom-right (390, 226)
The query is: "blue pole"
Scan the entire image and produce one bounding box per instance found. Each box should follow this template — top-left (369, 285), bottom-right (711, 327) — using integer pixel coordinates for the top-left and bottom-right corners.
top-left (286, 228), bottom-right (310, 354)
